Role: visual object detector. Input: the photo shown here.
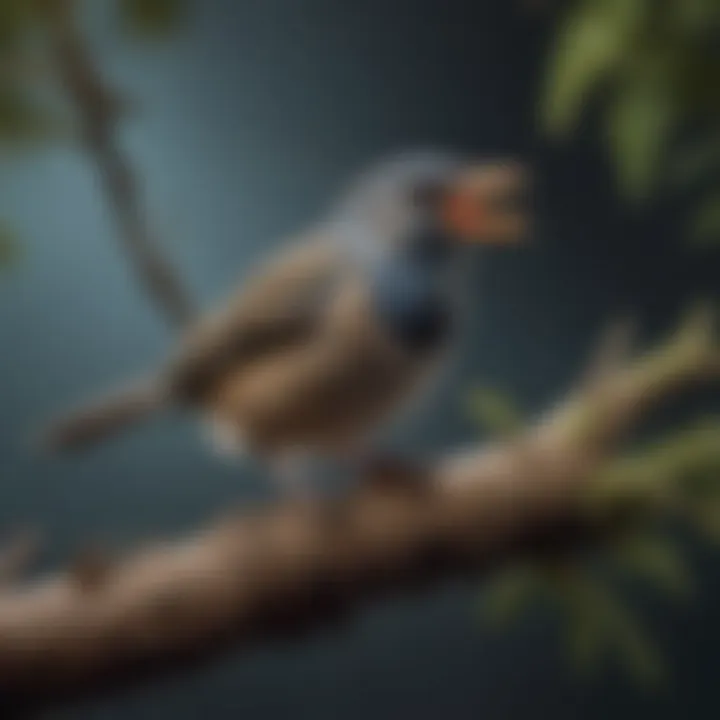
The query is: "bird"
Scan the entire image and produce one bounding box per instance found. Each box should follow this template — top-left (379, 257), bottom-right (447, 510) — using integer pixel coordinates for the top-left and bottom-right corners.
top-left (43, 150), bottom-right (530, 499)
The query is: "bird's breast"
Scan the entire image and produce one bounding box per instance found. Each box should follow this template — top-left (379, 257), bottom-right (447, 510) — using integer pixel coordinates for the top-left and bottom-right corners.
top-left (368, 262), bottom-right (454, 354)
top-left (210, 277), bottom-right (442, 453)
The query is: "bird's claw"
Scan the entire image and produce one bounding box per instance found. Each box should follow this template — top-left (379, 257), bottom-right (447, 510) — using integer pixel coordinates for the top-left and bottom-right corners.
top-left (357, 451), bottom-right (430, 496)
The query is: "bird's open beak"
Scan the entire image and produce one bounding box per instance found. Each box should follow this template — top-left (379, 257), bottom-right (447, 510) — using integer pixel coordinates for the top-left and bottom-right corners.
top-left (440, 160), bottom-right (532, 246)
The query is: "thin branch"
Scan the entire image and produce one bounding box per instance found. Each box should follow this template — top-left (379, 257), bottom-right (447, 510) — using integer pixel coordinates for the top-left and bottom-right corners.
top-left (577, 317), bottom-right (636, 395)
top-left (0, 318), bottom-right (716, 716)
top-left (45, 0), bottom-right (194, 329)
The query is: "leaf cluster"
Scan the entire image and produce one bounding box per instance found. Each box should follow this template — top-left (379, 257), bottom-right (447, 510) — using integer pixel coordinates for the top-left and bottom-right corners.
top-left (543, 0), bottom-right (720, 242)
top-left (469, 311), bottom-right (720, 686)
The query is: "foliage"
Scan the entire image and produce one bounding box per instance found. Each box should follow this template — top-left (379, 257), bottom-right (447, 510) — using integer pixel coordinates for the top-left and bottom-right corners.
top-left (472, 311), bottom-right (720, 686)
top-left (536, 11), bottom-right (720, 673)
top-left (0, 84), bottom-right (60, 146)
top-left (465, 386), bottom-right (524, 438)
top-left (0, 1), bottom-right (54, 146)
top-left (477, 411), bottom-right (720, 685)
top-left (482, 561), bottom-right (665, 685)
top-left (118, 0), bottom-right (185, 38)
top-left (542, 0), bottom-right (720, 241)
top-left (0, 0), bottom-right (186, 258)
top-left (0, 0), bottom-right (187, 144)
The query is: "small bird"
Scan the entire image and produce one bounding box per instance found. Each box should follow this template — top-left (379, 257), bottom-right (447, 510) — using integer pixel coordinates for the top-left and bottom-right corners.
top-left (44, 150), bottom-right (530, 498)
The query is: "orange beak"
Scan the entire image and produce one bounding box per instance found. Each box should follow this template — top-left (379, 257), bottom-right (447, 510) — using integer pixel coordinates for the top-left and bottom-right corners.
top-left (440, 161), bottom-right (531, 245)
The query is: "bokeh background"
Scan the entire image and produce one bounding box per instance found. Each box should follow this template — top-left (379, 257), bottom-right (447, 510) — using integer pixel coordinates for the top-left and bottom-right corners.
top-left (0, 0), bottom-right (719, 717)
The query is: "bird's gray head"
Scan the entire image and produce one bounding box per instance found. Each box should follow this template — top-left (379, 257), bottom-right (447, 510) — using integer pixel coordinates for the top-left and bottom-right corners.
top-left (328, 149), bottom-right (532, 264)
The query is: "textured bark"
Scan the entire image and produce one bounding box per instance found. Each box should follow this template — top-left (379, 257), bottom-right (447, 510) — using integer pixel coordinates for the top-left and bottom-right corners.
top-left (0, 317), bottom-right (716, 716)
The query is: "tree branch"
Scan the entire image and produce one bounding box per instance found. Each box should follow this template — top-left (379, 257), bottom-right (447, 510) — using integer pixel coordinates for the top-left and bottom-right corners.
top-left (0, 314), bottom-right (716, 716)
top-left (45, 0), bottom-right (195, 328)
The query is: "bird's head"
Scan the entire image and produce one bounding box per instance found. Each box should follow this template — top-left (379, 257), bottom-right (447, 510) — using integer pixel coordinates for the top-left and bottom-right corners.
top-left (332, 151), bottom-right (532, 259)
top-left (420, 160), bottom-right (531, 248)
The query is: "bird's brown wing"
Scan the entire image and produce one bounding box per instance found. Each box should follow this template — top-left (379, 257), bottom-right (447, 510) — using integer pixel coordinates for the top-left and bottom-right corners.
top-left (165, 235), bottom-right (349, 404)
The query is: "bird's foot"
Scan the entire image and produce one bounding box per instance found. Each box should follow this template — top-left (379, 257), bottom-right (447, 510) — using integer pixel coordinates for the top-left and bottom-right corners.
top-left (269, 454), bottom-right (350, 529)
top-left (354, 450), bottom-right (430, 497)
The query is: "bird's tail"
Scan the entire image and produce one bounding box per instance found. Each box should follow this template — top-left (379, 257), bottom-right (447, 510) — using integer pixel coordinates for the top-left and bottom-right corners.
top-left (41, 377), bottom-right (169, 452)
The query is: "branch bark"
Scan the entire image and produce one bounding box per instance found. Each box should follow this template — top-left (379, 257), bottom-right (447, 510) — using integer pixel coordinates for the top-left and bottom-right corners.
top-left (0, 315), bottom-right (716, 716)
top-left (46, 0), bottom-right (195, 329)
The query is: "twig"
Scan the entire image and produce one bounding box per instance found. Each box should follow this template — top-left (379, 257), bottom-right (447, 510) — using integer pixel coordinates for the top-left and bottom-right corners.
top-left (578, 317), bottom-right (636, 395)
top-left (45, 0), bottom-right (194, 329)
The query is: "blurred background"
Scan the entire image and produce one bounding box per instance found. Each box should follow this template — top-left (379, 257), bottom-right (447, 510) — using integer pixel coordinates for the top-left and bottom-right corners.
top-left (0, 0), bottom-right (719, 717)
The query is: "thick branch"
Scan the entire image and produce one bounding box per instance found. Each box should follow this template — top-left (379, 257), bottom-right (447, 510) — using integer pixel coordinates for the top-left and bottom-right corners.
top-left (0, 319), bottom-right (716, 716)
top-left (46, 0), bottom-right (194, 328)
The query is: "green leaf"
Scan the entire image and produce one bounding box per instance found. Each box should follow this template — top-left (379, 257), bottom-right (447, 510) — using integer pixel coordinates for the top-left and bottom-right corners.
top-left (613, 534), bottom-right (693, 599)
top-left (465, 386), bottom-right (524, 437)
top-left (591, 419), bottom-right (720, 516)
top-left (558, 572), bottom-right (611, 673)
top-left (548, 567), bottom-right (663, 685)
top-left (542, 0), bottom-right (648, 136)
top-left (691, 191), bottom-right (720, 244)
top-left (566, 607), bottom-right (606, 673)
top-left (0, 0), bottom-right (39, 52)
top-left (481, 566), bottom-right (539, 629)
top-left (670, 0), bottom-right (720, 35)
top-left (605, 77), bottom-right (678, 201)
top-left (0, 84), bottom-right (56, 146)
top-left (605, 596), bottom-right (665, 687)
top-left (119, 0), bottom-right (185, 38)
top-left (565, 575), bottom-right (664, 687)
top-left (480, 561), bottom-right (666, 686)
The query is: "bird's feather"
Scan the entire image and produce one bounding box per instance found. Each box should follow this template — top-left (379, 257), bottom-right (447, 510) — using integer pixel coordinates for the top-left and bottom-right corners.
top-left (164, 234), bottom-right (349, 404)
